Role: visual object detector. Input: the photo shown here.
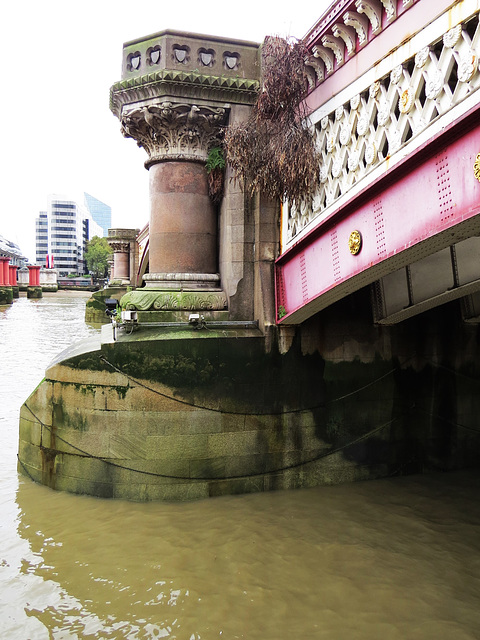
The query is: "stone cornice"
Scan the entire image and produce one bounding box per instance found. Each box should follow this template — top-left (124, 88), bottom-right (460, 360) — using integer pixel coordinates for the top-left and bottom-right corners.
top-left (110, 68), bottom-right (259, 117)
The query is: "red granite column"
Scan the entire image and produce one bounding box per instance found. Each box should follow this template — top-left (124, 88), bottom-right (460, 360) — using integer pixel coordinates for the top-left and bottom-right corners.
top-left (113, 245), bottom-right (130, 281)
top-left (28, 265), bottom-right (41, 286)
top-left (0, 258), bottom-right (8, 285)
top-left (149, 161), bottom-right (217, 276)
top-left (1, 257), bottom-right (10, 285)
top-left (9, 265), bottom-right (18, 286)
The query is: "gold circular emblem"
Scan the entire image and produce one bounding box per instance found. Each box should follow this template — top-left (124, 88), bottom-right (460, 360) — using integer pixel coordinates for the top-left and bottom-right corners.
top-left (348, 230), bottom-right (362, 255)
top-left (474, 153), bottom-right (480, 183)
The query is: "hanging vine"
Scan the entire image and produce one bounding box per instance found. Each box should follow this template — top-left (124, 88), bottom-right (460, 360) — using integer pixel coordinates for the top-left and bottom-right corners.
top-left (224, 36), bottom-right (321, 210)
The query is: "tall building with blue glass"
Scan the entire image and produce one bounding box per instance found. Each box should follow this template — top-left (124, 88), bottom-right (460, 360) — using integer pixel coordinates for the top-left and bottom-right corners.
top-left (84, 193), bottom-right (111, 237)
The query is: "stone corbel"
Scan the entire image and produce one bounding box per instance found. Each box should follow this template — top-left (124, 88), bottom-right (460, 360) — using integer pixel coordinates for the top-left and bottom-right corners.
top-left (305, 55), bottom-right (325, 85)
top-left (343, 11), bottom-right (369, 46)
top-left (379, 0), bottom-right (396, 22)
top-left (355, 0), bottom-right (383, 35)
top-left (332, 23), bottom-right (357, 56)
top-left (312, 45), bottom-right (335, 76)
top-left (321, 34), bottom-right (345, 66)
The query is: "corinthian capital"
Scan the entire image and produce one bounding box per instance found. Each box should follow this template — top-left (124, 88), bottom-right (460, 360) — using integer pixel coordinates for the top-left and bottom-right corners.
top-left (120, 102), bottom-right (229, 167)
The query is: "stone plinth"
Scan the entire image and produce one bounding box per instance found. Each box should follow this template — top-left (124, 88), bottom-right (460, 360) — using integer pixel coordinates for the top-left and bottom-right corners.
top-left (27, 286), bottom-right (43, 299)
top-left (40, 268), bottom-right (58, 292)
top-left (17, 267), bottom-right (29, 291)
top-left (0, 286), bottom-right (13, 305)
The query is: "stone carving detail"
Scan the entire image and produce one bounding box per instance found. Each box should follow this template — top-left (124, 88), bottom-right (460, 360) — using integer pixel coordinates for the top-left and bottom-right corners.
top-left (390, 64), bottom-right (403, 84)
top-left (364, 143), bottom-right (377, 165)
top-left (343, 11), bottom-right (369, 45)
top-left (198, 48), bottom-right (215, 67)
top-left (355, 0), bottom-right (382, 34)
top-left (173, 45), bottom-right (190, 64)
top-left (147, 46), bottom-right (161, 65)
top-left (369, 81), bottom-right (380, 98)
top-left (340, 125), bottom-right (351, 145)
top-left (109, 241), bottom-right (130, 253)
top-left (121, 290), bottom-right (228, 311)
top-left (425, 68), bottom-right (443, 99)
top-left (312, 45), bottom-right (335, 75)
top-left (399, 87), bottom-right (414, 114)
top-left (356, 114), bottom-right (368, 136)
top-left (443, 25), bottom-right (462, 48)
top-left (332, 23), bottom-right (356, 56)
top-left (350, 94), bottom-right (361, 110)
top-left (458, 52), bottom-right (477, 83)
top-left (224, 52), bottom-right (240, 70)
top-left (415, 46), bottom-right (430, 68)
top-left (377, 101), bottom-right (390, 125)
top-left (379, 0), bottom-right (396, 21)
top-left (121, 102), bottom-right (228, 165)
top-left (322, 34), bottom-right (345, 65)
top-left (127, 51), bottom-right (141, 72)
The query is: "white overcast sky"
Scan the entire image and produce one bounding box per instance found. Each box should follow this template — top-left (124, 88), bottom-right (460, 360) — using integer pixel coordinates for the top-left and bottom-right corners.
top-left (2, 1), bottom-right (325, 261)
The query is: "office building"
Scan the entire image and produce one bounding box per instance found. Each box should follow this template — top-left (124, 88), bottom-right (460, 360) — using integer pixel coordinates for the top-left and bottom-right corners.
top-left (84, 193), bottom-right (111, 237)
top-left (35, 194), bottom-right (105, 275)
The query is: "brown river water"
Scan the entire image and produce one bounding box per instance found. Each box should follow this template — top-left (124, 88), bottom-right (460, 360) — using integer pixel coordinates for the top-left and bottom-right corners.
top-left (1, 294), bottom-right (480, 639)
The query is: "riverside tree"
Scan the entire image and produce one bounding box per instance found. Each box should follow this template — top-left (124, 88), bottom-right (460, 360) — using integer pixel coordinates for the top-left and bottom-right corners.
top-left (84, 236), bottom-right (112, 280)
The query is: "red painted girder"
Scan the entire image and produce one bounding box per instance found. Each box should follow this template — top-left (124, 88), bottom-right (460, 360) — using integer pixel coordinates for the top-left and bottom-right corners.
top-left (276, 114), bottom-right (480, 324)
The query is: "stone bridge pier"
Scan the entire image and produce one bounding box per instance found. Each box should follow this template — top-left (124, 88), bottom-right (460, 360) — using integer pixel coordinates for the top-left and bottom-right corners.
top-left (110, 31), bottom-right (261, 318)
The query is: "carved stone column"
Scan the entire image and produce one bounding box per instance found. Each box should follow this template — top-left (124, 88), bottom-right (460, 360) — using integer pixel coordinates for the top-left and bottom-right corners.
top-left (120, 102), bottom-right (226, 290)
top-left (107, 229), bottom-right (138, 286)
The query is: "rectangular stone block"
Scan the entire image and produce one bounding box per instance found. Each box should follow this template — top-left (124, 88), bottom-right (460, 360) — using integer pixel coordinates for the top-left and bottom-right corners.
top-left (108, 432), bottom-right (147, 459)
top-left (146, 433), bottom-right (209, 460)
top-left (208, 431), bottom-right (258, 457)
top-left (162, 409), bottom-right (222, 436)
top-left (123, 385), bottom-right (192, 413)
top-left (189, 457), bottom-right (227, 480)
top-left (53, 427), bottom-right (110, 457)
top-left (111, 458), bottom-right (191, 485)
top-left (208, 475), bottom-right (265, 498)
top-left (54, 474), bottom-right (114, 499)
top-left (145, 481), bottom-right (209, 502)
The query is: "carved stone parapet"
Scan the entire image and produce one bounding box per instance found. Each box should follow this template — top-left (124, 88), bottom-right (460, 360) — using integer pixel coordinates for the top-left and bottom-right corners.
top-left (120, 289), bottom-right (228, 312)
top-left (121, 101), bottom-right (228, 167)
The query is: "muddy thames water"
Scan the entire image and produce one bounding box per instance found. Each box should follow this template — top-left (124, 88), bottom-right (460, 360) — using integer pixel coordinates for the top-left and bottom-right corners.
top-left (1, 293), bottom-right (480, 639)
